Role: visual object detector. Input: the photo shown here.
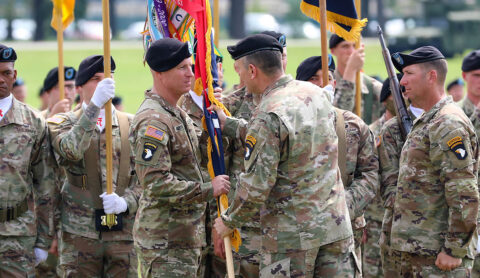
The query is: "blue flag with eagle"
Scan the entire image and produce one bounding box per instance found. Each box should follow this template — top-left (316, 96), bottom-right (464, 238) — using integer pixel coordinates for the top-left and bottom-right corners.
top-left (300, 0), bottom-right (367, 41)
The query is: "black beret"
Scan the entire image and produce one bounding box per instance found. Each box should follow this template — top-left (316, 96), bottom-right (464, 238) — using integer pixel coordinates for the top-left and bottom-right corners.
top-left (446, 78), bottom-right (464, 91)
top-left (329, 34), bottom-right (345, 49)
top-left (391, 46), bottom-right (445, 72)
top-left (146, 38), bottom-right (192, 72)
top-left (380, 73), bottom-right (403, 102)
top-left (13, 77), bottom-right (25, 88)
top-left (227, 34), bottom-right (283, 61)
top-left (296, 55), bottom-right (335, 81)
top-left (462, 50), bottom-right (480, 72)
top-left (76, 55), bottom-right (116, 86)
top-left (43, 66), bottom-right (77, 92)
top-left (260, 31), bottom-right (287, 47)
top-left (0, 44), bottom-right (17, 62)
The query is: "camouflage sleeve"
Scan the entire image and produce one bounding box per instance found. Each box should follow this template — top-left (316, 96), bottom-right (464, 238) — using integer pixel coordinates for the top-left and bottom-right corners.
top-left (31, 120), bottom-right (55, 249)
top-left (345, 126), bottom-right (380, 219)
top-left (222, 113), bottom-right (287, 229)
top-left (333, 79), bottom-right (355, 111)
top-left (223, 116), bottom-right (249, 143)
top-left (121, 148), bottom-right (142, 214)
top-left (378, 121), bottom-right (403, 208)
top-left (431, 121), bottom-right (479, 258)
top-left (133, 119), bottom-right (213, 204)
top-left (50, 103), bottom-right (100, 162)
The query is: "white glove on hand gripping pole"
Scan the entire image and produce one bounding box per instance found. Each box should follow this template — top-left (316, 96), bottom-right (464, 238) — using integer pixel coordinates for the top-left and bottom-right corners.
top-left (91, 78), bottom-right (115, 108)
top-left (99, 192), bottom-right (128, 214)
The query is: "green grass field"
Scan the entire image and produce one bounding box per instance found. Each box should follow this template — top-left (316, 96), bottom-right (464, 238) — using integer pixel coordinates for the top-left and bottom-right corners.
top-left (9, 39), bottom-right (469, 114)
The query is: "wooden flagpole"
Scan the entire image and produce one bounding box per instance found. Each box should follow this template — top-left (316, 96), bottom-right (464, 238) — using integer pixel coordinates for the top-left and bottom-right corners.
top-left (55, 0), bottom-right (65, 100)
top-left (319, 0), bottom-right (329, 87)
top-left (213, 2), bottom-right (234, 277)
top-left (354, 0), bottom-right (362, 116)
top-left (102, 0), bottom-right (115, 228)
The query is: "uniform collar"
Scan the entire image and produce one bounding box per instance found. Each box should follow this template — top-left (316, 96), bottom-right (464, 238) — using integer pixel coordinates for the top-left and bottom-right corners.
top-left (145, 90), bottom-right (181, 117)
top-left (262, 74), bottom-right (293, 98)
top-left (417, 96), bottom-right (451, 123)
top-left (81, 102), bottom-right (119, 127)
top-left (0, 95), bottom-right (25, 126)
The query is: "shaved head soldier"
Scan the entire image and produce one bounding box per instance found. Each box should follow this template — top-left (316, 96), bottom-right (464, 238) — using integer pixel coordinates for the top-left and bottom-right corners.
top-left (0, 44), bottom-right (55, 277)
top-left (385, 46), bottom-right (479, 276)
top-left (214, 34), bottom-right (355, 277)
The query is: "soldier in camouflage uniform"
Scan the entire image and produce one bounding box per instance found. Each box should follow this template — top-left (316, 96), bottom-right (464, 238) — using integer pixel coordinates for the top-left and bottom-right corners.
top-left (459, 49), bottom-right (480, 277)
top-left (0, 44), bottom-right (55, 277)
top-left (214, 34), bottom-right (355, 277)
top-left (40, 66), bottom-right (77, 119)
top-left (130, 38), bottom-right (230, 278)
top-left (48, 55), bottom-right (141, 277)
top-left (329, 34), bottom-right (383, 125)
top-left (296, 55), bottom-right (380, 277)
top-left (385, 46), bottom-right (479, 276)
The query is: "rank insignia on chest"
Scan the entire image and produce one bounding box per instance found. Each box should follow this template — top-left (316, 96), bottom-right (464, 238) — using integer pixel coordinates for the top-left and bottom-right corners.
top-left (245, 135), bottom-right (256, 161)
top-left (142, 142), bottom-right (158, 161)
top-left (145, 125), bottom-right (165, 141)
top-left (447, 136), bottom-right (467, 160)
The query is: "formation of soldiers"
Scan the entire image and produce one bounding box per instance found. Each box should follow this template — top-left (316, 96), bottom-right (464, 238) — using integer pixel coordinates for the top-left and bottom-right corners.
top-left (1, 30), bottom-right (480, 278)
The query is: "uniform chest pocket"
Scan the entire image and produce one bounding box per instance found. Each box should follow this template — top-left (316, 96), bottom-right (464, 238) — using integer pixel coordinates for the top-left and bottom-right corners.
top-left (2, 131), bottom-right (35, 171)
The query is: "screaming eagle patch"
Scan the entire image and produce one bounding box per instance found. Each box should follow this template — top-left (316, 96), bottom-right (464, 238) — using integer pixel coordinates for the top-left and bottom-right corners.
top-left (447, 136), bottom-right (467, 160)
top-left (245, 135), bottom-right (256, 161)
top-left (142, 142), bottom-right (158, 161)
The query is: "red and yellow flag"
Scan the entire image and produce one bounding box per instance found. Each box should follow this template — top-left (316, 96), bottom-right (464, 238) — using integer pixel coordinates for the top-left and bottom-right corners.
top-left (51, 0), bottom-right (75, 31)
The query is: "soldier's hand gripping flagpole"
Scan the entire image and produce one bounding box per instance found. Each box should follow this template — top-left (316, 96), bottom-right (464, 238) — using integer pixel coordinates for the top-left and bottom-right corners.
top-left (102, 0), bottom-right (116, 229)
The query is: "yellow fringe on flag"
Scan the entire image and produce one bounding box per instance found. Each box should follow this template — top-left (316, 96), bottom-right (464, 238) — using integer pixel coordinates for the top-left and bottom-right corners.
top-left (199, 0), bottom-right (240, 252)
top-left (300, 1), bottom-right (367, 42)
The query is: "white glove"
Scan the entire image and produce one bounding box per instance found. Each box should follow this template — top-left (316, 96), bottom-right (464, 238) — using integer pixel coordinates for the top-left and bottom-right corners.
top-left (34, 248), bottom-right (48, 266)
top-left (91, 78), bottom-right (115, 108)
top-left (477, 234), bottom-right (480, 254)
top-left (322, 84), bottom-right (335, 104)
top-left (99, 192), bottom-right (128, 214)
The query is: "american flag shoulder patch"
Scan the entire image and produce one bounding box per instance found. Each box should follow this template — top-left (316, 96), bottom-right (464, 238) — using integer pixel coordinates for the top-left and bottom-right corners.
top-left (145, 125), bottom-right (166, 141)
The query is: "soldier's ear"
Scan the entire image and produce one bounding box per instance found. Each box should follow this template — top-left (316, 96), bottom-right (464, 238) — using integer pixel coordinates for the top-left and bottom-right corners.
top-left (248, 64), bottom-right (257, 79)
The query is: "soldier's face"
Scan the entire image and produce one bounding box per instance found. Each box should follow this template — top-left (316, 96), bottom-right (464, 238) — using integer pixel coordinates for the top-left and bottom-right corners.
top-left (0, 62), bottom-right (17, 99)
top-left (159, 58), bottom-right (193, 97)
top-left (463, 69), bottom-right (480, 98)
top-left (12, 84), bottom-right (27, 103)
top-left (331, 41), bottom-right (355, 66)
top-left (308, 69), bottom-right (336, 89)
top-left (47, 80), bottom-right (76, 106)
top-left (400, 64), bottom-right (427, 105)
top-left (79, 72), bottom-right (107, 105)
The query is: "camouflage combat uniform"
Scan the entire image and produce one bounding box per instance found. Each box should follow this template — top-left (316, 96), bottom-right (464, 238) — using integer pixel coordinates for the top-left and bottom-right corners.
top-left (222, 86), bottom-right (262, 278)
top-left (387, 97), bottom-right (479, 277)
top-left (333, 70), bottom-right (383, 125)
top-left (222, 76), bottom-right (355, 277)
top-left (458, 96), bottom-right (476, 118)
top-left (359, 113), bottom-right (387, 278)
top-left (131, 90), bottom-right (212, 278)
top-left (464, 102), bottom-right (480, 277)
top-left (0, 96), bottom-right (55, 278)
top-left (335, 108), bottom-right (380, 277)
top-left (48, 104), bottom-right (140, 278)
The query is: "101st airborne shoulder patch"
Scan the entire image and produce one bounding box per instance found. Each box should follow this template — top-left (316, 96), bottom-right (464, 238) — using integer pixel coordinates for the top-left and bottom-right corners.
top-left (245, 135), bottom-right (256, 160)
top-left (142, 142), bottom-right (158, 161)
top-left (447, 136), bottom-right (467, 160)
top-left (144, 125), bottom-right (165, 141)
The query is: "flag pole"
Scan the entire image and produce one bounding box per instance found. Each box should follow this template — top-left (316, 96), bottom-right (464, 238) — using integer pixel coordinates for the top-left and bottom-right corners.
top-left (212, 1), bottom-right (235, 277)
top-left (354, 0), bottom-right (362, 116)
top-left (55, 0), bottom-right (65, 100)
top-left (319, 0), bottom-right (329, 87)
top-left (213, 0), bottom-right (219, 47)
top-left (102, 0), bottom-right (115, 229)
